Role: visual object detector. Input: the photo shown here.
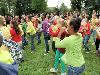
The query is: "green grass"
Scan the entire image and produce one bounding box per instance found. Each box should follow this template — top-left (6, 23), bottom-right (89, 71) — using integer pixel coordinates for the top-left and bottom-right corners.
top-left (19, 35), bottom-right (100, 75)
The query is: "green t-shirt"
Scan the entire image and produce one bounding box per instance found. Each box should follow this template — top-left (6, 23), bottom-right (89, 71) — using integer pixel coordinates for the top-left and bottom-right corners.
top-left (21, 22), bottom-right (27, 33)
top-left (55, 33), bottom-right (85, 67)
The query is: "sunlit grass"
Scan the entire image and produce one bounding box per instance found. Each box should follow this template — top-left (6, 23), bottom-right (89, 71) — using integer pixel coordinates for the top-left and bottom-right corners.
top-left (19, 35), bottom-right (100, 75)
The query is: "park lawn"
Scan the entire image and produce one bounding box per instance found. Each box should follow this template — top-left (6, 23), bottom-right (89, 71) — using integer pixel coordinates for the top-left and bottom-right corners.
top-left (19, 35), bottom-right (100, 75)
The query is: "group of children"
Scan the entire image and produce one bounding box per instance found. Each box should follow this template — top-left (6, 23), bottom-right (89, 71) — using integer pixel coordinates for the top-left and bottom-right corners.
top-left (0, 10), bottom-right (99, 75)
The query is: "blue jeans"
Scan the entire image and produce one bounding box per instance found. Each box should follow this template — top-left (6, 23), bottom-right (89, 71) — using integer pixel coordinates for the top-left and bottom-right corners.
top-left (0, 62), bottom-right (18, 75)
top-left (36, 32), bottom-right (41, 44)
top-left (43, 32), bottom-right (49, 53)
top-left (30, 34), bottom-right (35, 51)
top-left (83, 35), bottom-right (90, 51)
top-left (68, 65), bottom-right (85, 75)
top-left (22, 33), bottom-right (28, 49)
top-left (91, 29), bottom-right (96, 42)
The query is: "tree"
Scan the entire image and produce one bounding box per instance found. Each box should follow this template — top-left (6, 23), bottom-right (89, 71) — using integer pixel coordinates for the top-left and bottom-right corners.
top-left (82, 0), bottom-right (100, 15)
top-left (71, 0), bottom-right (83, 12)
top-left (59, 3), bottom-right (68, 14)
top-left (0, 0), bottom-right (16, 16)
top-left (31, 0), bottom-right (47, 13)
top-left (15, 0), bottom-right (32, 16)
top-left (0, 0), bottom-right (8, 16)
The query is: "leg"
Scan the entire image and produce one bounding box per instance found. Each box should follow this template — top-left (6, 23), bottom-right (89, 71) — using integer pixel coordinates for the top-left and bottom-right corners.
top-left (37, 32), bottom-right (41, 44)
top-left (52, 41), bottom-right (56, 54)
top-left (60, 52), bottom-right (67, 73)
top-left (83, 35), bottom-right (90, 51)
top-left (30, 35), bottom-right (35, 51)
top-left (22, 33), bottom-right (27, 49)
top-left (95, 39), bottom-right (100, 56)
top-left (92, 30), bottom-right (96, 43)
top-left (68, 65), bottom-right (85, 75)
top-left (54, 50), bottom-right (60, 70)
top-left (43, 32), bottom-right (49, 53)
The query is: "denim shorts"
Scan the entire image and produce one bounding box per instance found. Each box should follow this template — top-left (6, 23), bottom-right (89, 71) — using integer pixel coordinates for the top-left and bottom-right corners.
top-left (68, 64), bottom-right (85, 75)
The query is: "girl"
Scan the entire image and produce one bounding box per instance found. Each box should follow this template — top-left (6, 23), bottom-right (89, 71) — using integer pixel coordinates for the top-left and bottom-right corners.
top-left (10, 20), bottom-right (23, 62)
top-left (55, 17), bottom-right (85, 75)
top-left (10, 20), bottom-right (22, 45)
top-left (50, 25), bottom-right (69, 75)
top-left (83, 15), bottom-right (91, 53)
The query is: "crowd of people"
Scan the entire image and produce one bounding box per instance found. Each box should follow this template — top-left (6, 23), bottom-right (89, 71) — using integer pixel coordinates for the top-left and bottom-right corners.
top-left (0, 10), bottom-right (100, 75)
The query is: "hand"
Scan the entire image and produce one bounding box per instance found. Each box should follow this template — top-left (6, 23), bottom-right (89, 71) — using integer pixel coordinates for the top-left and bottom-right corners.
top-left (57, 27), bottom-right (65, 38)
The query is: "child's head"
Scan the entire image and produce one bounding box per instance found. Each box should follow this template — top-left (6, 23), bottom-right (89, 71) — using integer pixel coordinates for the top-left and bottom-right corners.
top-left (68, 17), bottom-right (82, 34)
top-left (0, 16), bottom-right (6, 26)
top-left (85, 15), bottom-right (90, 22)
top-left (21, 18), bottom-right (26, 23)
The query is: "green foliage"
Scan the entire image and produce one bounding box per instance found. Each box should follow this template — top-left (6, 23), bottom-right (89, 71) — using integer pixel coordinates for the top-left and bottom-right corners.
top-left (31, 0), bottom-right (47, 13)
top-left (0, 0), bottom-right (16, 16)
top-left (15, 0), bottom-right (32, 15)
top-left (0, 0), bottom-right (47, 16)
top-left (71, 0), bottom-right (100, 14)
top-left (59, 3), bottom-right (69, 14)
top-left (71, 0), bottom-right (82, 12)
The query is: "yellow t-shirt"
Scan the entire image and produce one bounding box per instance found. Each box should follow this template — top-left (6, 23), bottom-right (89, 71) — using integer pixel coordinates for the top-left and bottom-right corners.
top-left (0, 26), bottom-right (11, 51)
top-left (0, 50), bottom-right (14, 64)
top-left (26, 21), bottom-right (36, 35)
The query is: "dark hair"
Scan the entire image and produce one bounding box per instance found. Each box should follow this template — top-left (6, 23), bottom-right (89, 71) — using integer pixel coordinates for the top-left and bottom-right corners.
top-left (86, 15), bottom-right (90, 21)
top-left (11, 20), bottom-right (22, 35)
top-left (22, 17), bottom-right (26, 22)
top-left (28, 15), bottom-right (32, 20)
top-left (70, 17), bottom-right (82, 32)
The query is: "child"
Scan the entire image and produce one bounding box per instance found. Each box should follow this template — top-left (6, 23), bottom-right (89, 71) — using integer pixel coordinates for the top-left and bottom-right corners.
top-left (26, 16), bottom-right (36, 53)
top-left (50, 26), bottom-right (69, 75)
top-left (36, 19), bottom-right (42, 45)
top-left (42, 14), bottom-right (50, 55)
top-left (55, 17), bottom-right (85, 75)
top-left (83, 15), bottom-right (91, 53)
top-left (21, 17), bottom-right (28, 49)
top-left (10, 20), bottom-right (23, 62)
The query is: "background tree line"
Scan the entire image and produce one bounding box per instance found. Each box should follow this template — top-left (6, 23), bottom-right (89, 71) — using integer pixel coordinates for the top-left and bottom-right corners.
top-left (0, 0), bottom-right (99, 16)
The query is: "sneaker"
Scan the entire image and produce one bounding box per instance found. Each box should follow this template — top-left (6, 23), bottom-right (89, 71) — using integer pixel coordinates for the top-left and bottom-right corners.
top-left (61, 73), bottom-right (66, 75)
top-left (44, 53), bottom-right (48, 55)
top-left (31, 51), bottom-right (35, 53)
top-left (92, 42), bottom-right (95, 45)
top-left (86, 51), bottom-right (90, 54)
top-left (50, 68), bottom-right (57, 73)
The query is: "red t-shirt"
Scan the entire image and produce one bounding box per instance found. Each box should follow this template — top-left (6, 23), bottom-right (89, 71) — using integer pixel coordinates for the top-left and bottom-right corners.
top-left (85, 22), bottom-right (91, 35)
top-left (57, 30), bottom-right (69, 54)
top-left (10, 28), bottom-right (22, 42)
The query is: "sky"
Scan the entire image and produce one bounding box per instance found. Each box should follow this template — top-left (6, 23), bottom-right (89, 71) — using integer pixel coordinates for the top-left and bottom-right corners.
top-left (47, 0), bottom-right (71, 8)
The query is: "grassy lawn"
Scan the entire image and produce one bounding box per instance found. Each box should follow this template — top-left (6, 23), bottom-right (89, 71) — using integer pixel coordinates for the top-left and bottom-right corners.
top-left (19, 34), bottom-right (100, 75)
